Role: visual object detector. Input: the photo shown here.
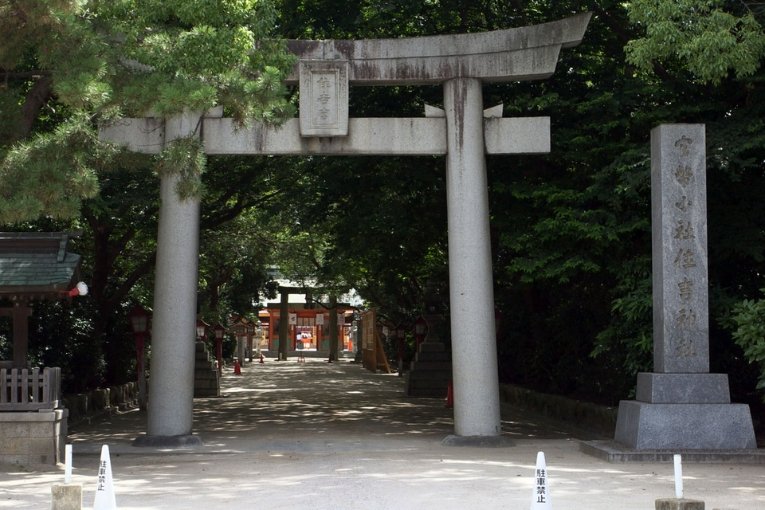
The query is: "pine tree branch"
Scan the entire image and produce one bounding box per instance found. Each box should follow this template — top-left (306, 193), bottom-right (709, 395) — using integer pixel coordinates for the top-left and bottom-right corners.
top-left (18, 74), bottom-right (53, 140)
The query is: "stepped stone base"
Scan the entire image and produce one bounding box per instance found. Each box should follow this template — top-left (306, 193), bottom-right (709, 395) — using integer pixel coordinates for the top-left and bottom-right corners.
top-left (581, 439), bottom-right (765, 464)
top-left (614, 400), bottom-right (756, 450)
top-left (636, 373), bottom-right (731, 403)
top-left (194, 341), bottom-right (220, 398)
top-left (614, 372), bottom-right (756, 450)
top-left (405, 342), bottom-right (451, 397)
top-left (655, 498), bottom-right (705, 510)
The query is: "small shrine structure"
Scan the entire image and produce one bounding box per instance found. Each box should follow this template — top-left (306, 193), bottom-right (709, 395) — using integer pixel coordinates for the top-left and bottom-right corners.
top-left (0, 232), bottom-right (84, 465)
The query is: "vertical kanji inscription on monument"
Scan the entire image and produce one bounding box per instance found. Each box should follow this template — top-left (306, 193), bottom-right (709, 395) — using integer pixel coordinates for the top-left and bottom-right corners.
top-left (651, 124), bottom-right (709, 373)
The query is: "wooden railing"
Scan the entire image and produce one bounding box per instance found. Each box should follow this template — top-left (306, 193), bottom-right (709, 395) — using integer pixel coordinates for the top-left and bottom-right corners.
top-left (0, 367), bottom-right (61, 411)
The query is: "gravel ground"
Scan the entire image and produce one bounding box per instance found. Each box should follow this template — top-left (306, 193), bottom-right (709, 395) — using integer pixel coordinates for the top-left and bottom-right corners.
top-left (1, 358), bottom-right (763, 510)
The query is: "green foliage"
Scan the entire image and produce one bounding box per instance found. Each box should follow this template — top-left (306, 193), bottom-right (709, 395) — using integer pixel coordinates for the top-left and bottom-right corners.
top-left (156, 137), bottom-right (206, 199)
top-left (1, 0), bottom-right (296, 224)
top-left (28, 300), bottom-right (105, 393)
top-left (95, 0), bottom-right (296, 121)
top-left (730, 291), bottom-right (765, 394)
top-left (0, 115), bottom-right (112, 223)
top-left (626, 0), bottom-right (765, 84)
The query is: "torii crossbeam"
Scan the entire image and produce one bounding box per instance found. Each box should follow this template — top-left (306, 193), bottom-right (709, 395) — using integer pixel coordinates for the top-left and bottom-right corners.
top-left (101, 13), bottom-right (592, 446)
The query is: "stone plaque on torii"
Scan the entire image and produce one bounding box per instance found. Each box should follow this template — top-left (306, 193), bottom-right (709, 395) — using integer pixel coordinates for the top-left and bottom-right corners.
top-left (101, 13), bottom-right (592, 445)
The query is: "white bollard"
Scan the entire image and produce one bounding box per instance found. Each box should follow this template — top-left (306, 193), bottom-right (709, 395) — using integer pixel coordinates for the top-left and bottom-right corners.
top-left (64, 444), bottom-right (72, 483)
top-left (674, 454), bottom-right (684, 499)
top-left (52, 444), bottom-right (82, 510)
top-left (93, 445), bottom-right (117, 510)
top-left (530, 451), bottom-right (552, 509)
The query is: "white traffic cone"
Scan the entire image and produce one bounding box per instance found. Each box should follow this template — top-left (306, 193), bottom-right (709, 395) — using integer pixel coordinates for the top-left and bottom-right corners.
top-left (93, 445), bottom-right (117, 510)
top-left (530, 451), bottom-right (552, 510)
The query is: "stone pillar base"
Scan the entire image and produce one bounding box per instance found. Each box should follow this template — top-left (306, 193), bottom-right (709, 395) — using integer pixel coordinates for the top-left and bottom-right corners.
top-left (51, 483), bottom-right (82, 510)
top-left (133, 434), bottom-right (203, 448)
top-left (405, 342), bottom-right (451, 397)
top-left (615, 400), bottom-right (756, 450)
top-left (656, 498), bottom-right (705, 510)
top-left (442, 434), bottom-right (513, 448)
top-left (615, 372), bottom-right (756, 450)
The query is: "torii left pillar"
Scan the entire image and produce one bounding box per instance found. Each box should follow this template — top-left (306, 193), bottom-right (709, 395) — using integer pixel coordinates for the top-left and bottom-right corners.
top-left (134, 111), bottom-right (203, 447)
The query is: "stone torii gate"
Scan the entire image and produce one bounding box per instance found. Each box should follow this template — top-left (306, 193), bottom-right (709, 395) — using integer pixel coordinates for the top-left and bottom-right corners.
top-left (101, 13), bottom-right (592, 446)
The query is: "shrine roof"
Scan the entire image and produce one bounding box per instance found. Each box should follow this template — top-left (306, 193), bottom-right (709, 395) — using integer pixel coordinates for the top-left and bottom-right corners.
top-left (0, 232), bottom-right (81, 299)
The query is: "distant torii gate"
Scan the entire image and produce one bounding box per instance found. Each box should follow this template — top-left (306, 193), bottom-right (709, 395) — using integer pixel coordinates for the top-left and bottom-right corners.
top-left (101, 13), bottom-right (592, 446)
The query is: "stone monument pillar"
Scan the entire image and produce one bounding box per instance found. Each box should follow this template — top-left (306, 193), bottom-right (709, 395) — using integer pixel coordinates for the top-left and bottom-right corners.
top-left (405, 281), bottom-right (451, 397)
top-left (614, 124), bottom-right (756, 450)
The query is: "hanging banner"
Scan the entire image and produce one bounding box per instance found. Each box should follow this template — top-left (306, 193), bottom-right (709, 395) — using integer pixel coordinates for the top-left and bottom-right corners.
top-left (315, 314), bottom-right (324, 325)
top-left (288, 313), bottom-right (297, 325)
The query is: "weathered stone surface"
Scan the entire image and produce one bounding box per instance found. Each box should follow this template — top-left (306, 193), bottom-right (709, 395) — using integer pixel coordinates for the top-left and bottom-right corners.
top-left (651, 124), bottom-right (709, 373)
top-left (285, 13), bottom-right (592, 85)
top-left (445, 77), bottom-right (500, 437)
top-left (656, 498), bottom-right (705, 510)
top-left (406, 342), bottom-right (451, 397)
top-left (133, 433), bottom-right (203, 448)
top-left (146, 111), bottom-right (201, 439)
top-left (614, 400), bottom-right (756, 450)
top-left (194, 341), bottom-right (220, 398)
top-left (299, 61), bottom-right (349, 137)
top-left (441, 434), bottom-right (513, 447)
top-left (0, 409), bottom-right (67, 464)
top-left (613, 124), bottom-right (755, 452)
top-left (200, 117), bottom-right (550, 156)
top-left (636, 373), bottom-right (730, 403)
top-left (99, 117), bottom-right (164, 153)
top-left (51, 484), bottom-right (82, 510)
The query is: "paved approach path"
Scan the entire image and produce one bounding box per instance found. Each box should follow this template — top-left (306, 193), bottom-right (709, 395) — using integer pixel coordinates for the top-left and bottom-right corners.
top-left (1, 359), bottom-right (764, 509)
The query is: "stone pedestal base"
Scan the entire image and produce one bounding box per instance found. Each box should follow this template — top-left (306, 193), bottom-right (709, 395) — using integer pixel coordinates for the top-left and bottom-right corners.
top-left (615, 373), bottom-right (757, 450)
top-left (194, 341), bottom-right (220, 398)
top-left (405, 342), bottom-right (451, 397)
top-left (637, 373), bottom-right (733, 403)
top-left (615, 400), bottom-right (756, 449)
top-left (51, 483), bottom-right (82, 510)
top-left (133, 434), bottom-right (203, 448)
top-left (442, 434), bottom-right (513, 447)
top-left (656, 498), bottom-right (704, 510)
top-left (0, 409), bottom-right (68, 465)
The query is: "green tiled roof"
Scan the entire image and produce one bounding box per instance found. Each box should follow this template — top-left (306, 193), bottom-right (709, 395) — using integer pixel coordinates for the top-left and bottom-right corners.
top-left (0, 233), bottom-right (81, 296)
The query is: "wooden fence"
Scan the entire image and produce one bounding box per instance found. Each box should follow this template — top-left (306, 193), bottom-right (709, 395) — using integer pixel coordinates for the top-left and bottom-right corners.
top-left (0, 367), bottom-right (61, 411)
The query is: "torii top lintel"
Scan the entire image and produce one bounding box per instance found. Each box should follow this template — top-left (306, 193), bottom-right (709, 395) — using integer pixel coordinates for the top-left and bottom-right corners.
top-left (284, 12), bottom-right (591, 86)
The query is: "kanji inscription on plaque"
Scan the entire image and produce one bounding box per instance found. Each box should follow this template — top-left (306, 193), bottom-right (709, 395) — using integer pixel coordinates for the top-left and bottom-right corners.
top-left (299, 61), bottom-right (349, 137)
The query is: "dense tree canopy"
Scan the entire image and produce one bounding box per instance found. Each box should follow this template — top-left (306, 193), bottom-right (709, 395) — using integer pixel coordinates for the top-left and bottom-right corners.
top-left (1, 1), bottom-right (764, 421)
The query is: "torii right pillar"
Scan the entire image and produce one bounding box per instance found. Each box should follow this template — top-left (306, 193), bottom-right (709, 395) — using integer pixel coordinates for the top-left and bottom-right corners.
top-left (444, 77), bottom-right (501, 437)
